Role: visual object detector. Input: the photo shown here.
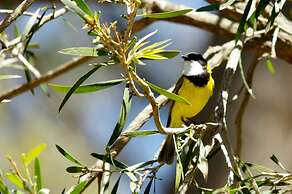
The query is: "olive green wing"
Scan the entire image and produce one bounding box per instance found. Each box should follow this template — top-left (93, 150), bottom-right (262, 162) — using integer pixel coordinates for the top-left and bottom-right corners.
top-left (166, 76), bottom-right (184, 127)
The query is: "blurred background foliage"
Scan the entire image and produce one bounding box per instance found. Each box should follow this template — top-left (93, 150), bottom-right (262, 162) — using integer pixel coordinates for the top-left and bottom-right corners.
top-left (0, 0), bottom-right (292, 193)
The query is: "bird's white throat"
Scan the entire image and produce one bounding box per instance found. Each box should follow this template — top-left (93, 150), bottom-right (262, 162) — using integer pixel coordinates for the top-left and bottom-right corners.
top-left (183, 61), bottom-right (205, 76)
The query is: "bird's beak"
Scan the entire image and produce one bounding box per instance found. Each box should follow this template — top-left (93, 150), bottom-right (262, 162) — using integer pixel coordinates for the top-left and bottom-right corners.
top-left (182, 55), bottom-right (188, 60)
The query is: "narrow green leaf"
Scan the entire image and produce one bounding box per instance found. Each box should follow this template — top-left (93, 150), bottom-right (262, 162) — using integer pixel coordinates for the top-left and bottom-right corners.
top-left (196, 3), bottom-right (220, 12)
top-left (239, 58), bottom-right (255, 98)
top-left (70, 180), bottom-right (88, 194)
top-left (5, 172), bottom-right (24, 189)
top-left (13, 25), bottom-right (20, 38)
top-left (156, 50), bottom-right (180, 59)
top-left (126, 37), bottom-right (138, 51)
top-left (58, 46), bottom-right (106, 57)
top-left (66, 166), bottom-right (84, 173)
top-left (143, 9), bottom-right (193, 19)
top-left (111, 175), bottom-right (122, 194)
top-left (0, 75), bottom-right (21, 80)
top-left (58, 65), bottom-right (102, 112)
top-left (266, 0), bottom-right (286, 32)
top-left (60, 0), bottom-right (93, 23)
top-left (123, 130), bottom-right (159, 137)
top-left (146, 81), bottom-right (190, 105)
top-left (55, 145), bottom-right (83, 166)
top-left (270, 154), bottom-right (287, 171)
top-left (34, 158), bottom-right (42, 191)
top-left (0, 178), bottom-right (9, 194)
top-left (235, 0), bottom-right (253, 42)
top-left (125, 160), bottom-right (157, 172)
top-left (21, 143), bottom-right (46, 166)
top-left (144, 178), bottom-right (154, 194)
top-left (175, 161), bottom-right (183, 191)
top-left (91, 153), bottom-right (127, 169)
top-left (23, 9), bottom-right (40, 37)
top-left (244, 162), bottom-right (274, 173)
top-left (266, 58), bottom-right (276, 75)
top-left (72, 0), bottom-right (93, 17)
top-left (107, 85), bottom-right (132, 147)
top-left (49, 79), bottom-right (124, 94)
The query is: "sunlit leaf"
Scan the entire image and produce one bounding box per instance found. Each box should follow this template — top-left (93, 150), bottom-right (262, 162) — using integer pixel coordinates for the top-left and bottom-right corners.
top-left (21, 143), bottom-right (46, 166)
top-left (58, 46), bottom-right (106, 57)
top-left (0, 75), bottom-right (21, 80)
top-left (34, 158), bottom-right (42, 191)
top-left (266, 58), bottom-right (276, 75)
top-left (5, 172), bottom-right (24, 189)
top-left (49, 79), bottom-right (124, 94)
top-left (107, 85), bottom-right (132, 146)
top-left (146, 81), bottom-right (190, 105)
top-left (58, 65), bottom-right (103, 112)
top-left (55, 145), bottom-right (83, 166)
top-left (143, 9), bottom-right (193, 18)
top-left (91, 153), bottom-right (127, 169)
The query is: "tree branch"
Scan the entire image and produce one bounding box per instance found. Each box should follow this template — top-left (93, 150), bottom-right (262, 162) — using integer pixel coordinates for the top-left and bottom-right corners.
top-left (0, 56), bottom-right (93, 101)
top-left (0, 0), bottom-right (36, 33)
top-left (139, 0), bottom-right (292, 65)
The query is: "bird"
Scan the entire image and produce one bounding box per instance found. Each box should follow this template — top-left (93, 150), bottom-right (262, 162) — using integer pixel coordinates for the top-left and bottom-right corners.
top-left (157, 52), bottom-right (215, 165)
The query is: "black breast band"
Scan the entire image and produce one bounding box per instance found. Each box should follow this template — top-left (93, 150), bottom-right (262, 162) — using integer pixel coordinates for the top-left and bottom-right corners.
top-left (184, 73), bottom-right (210, 87)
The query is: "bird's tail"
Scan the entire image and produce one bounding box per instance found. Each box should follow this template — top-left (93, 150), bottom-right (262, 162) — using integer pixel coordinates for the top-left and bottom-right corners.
top-left (157, 135), bottom-right (175, 165)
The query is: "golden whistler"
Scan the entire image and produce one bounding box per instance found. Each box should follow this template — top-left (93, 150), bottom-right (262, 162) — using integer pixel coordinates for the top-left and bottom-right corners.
top-left (158, 53), bottom-right (215, 164)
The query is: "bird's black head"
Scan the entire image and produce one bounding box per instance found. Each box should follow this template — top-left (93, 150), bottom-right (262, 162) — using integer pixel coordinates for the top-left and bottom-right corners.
top-left (182, 52), bottom-right (207, 65)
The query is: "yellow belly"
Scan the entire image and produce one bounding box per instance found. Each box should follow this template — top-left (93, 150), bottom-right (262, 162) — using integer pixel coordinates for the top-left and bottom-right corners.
top-left (169, 76), bottom-right (214, 128)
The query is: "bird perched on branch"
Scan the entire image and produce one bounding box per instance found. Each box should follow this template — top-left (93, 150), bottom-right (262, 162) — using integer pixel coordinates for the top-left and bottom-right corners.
top-left (158, 52), bottom-right (214, 164)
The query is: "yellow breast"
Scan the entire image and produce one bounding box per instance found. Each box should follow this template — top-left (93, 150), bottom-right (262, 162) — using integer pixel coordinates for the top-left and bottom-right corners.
top-left (168, 76), bottom-right (214, 128)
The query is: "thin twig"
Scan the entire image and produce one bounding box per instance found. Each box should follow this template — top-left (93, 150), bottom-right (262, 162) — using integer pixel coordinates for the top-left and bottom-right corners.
top-left (0, 0), bottom-right (36, 33)
top-left (235, 53), bottom-right (260, 156)
top-left (0, 56), bottom-right (93, 101)
top-left (131, 71), bottom-right (167, 133)
top-left (0, 9), bottom-right (37, 17)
